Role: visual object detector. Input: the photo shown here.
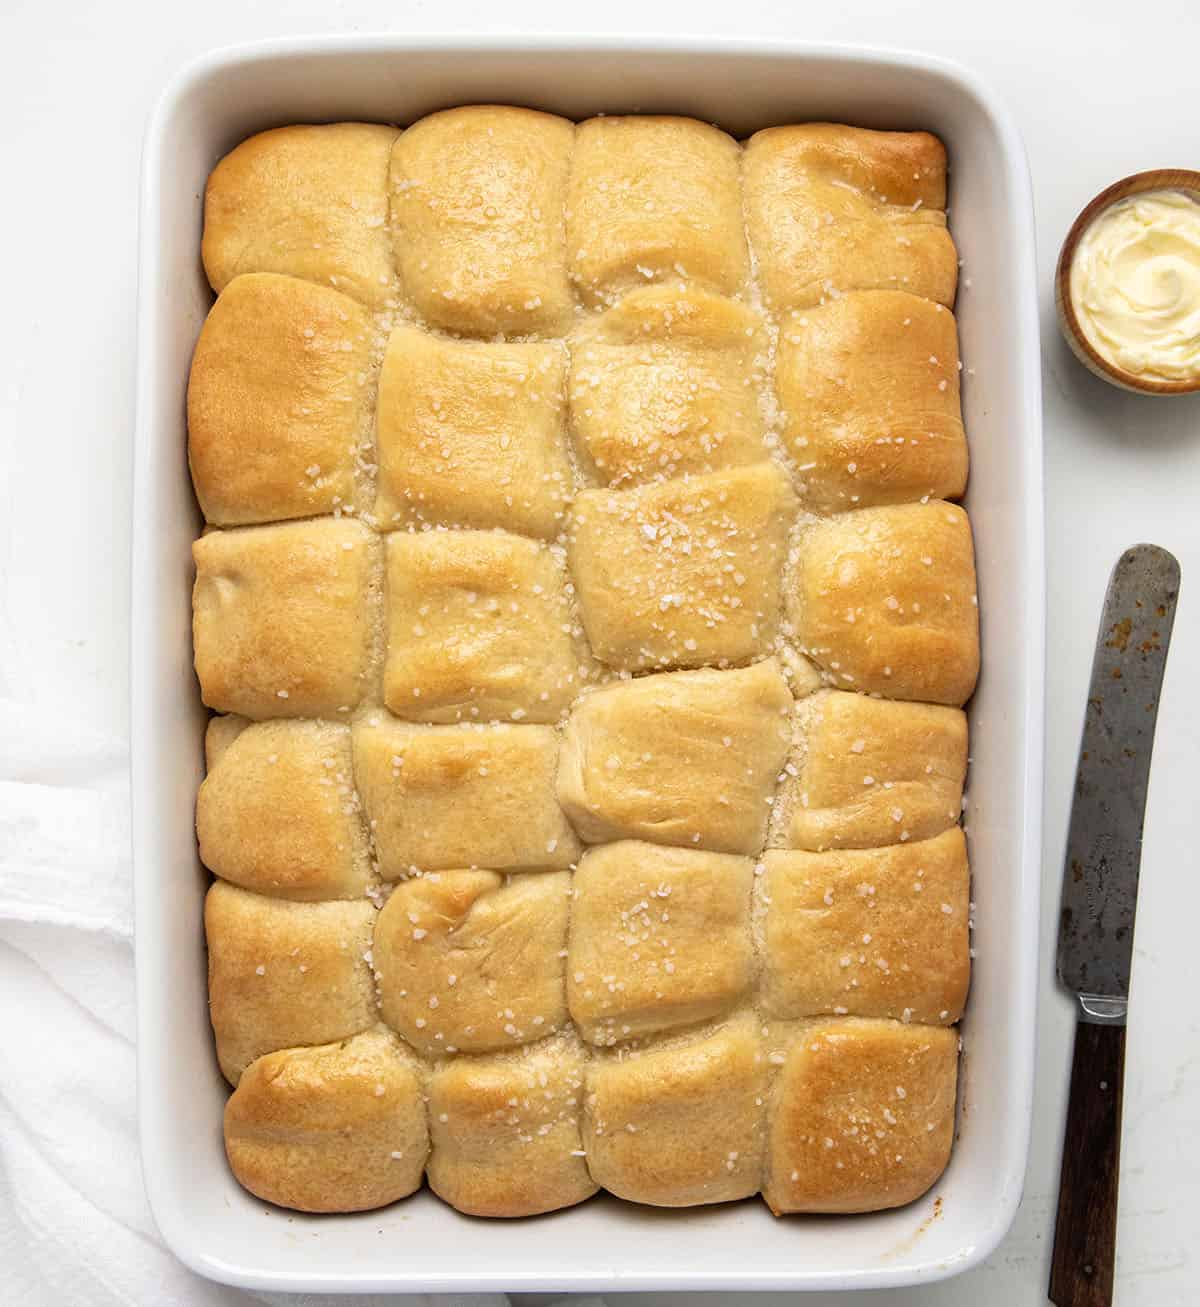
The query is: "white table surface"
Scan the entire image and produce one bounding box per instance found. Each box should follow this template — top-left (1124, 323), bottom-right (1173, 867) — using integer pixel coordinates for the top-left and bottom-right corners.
top-left (2, 1), bottom-right (1198, 1303)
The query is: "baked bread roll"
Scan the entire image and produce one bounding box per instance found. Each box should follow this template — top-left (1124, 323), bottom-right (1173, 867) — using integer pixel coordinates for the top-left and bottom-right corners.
top-left (188, 273), bottom-right (378, 526)
top-left (204, 882), bottom-right (376, 1084)
top-left (382, 530), bottom-right (586, 724)
top-left (779, 690), bottom-right (967, 851)
top-left (788, 501), bottom-right (980, 705)
top-left (373, 327), bottom-right (573, 539)
top-left (557, 660), bottom-right (792, 854)
top-left (426, 1035), bottom-right (596, 1217)
top-left (352, 718), bottom-right (581, 877)
top-left (584, 1016), bottom-right (767, 1206)
top-left (202, 123), bottom-right (399, 308)
top-left (764, 1018), bottom-right (958, 1214)
top-left (567, 116), bottom-right (748, 305)
top-left (760, 829), bottom-right (971, 1024)
top-left (743, 123), bottom-right (957, 312)
top-left (389, 105), bottom-right (574, 336)
top-left (374, 870), bottom-right (571, 1055)
top-left (197, 718), bottom-right (370, 900)
top-left (224, 1028), bottom-right (428, 1213)
top-left (569, 285), bottom-right (769, 488)
top-left (568, 462), bottom-right (796, 671)
top-left (567, 841), bottom-right (755, 1045)
top-left (193, 107), bottom-right (978, 1221)
top-left (775, 290), bottom-right (967, 512)
top-left (192, 518), bottom-right (379, 720)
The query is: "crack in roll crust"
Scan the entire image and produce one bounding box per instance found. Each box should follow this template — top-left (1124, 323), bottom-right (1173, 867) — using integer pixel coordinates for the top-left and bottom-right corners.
top-left (374, 870), bottom-right (571, 1055)
top-left (195, 107), bottom-right (974, 1220)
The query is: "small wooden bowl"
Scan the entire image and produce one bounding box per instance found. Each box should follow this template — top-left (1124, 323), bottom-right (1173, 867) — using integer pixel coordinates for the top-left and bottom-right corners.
top-left (1055, 168), bottom-right (1200, 395)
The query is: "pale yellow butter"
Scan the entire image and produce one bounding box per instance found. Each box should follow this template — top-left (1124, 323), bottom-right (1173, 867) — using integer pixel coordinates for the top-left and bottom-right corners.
top-left (1070, 189), bottom-right (1200, 381)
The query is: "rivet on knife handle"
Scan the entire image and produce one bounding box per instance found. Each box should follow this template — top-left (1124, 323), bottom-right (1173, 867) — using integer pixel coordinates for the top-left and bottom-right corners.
top-left (1049, 544), bottom-right (1180, 1307)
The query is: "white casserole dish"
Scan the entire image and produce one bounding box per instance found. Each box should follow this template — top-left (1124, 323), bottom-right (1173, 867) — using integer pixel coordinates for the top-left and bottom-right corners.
top-left (131, 34), bottom-right (1045, 1294)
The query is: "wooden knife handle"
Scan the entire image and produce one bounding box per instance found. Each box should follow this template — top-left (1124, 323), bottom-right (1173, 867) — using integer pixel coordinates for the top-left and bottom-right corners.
top-left (1049, 1019), bottom-right (1127, 1307)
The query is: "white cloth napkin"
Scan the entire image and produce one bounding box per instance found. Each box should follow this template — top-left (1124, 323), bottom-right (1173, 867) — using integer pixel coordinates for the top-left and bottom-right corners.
top-left (0, 694), bottom-right (564, 1307)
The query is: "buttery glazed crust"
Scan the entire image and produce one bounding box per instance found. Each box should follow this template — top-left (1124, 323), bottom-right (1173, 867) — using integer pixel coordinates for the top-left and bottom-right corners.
top-left (775, 290), bottom-right (967, 512)
top-left (568, 284), bottom-right (769, 487)
top-left (743, 124), bottom-right (958, 312)
top-left (202, 123), bottom-right (399, 309)
top-left (389, 106), bottom-right (575, 336)
top-left (188, 274), bottom-right (377, 526)
top-left (194, 108), bottom-right (979, 1220)
top-left (789, 501), bottom-right (981, 705)
top-left (224, 1028), bottom-right (428, 1213)
top-left (763, 1018), bottom-right (958, 1214)
top-left (760, 829), bottom-right (971, 1024)
top-left (567, 116), bottom-right (749, 306)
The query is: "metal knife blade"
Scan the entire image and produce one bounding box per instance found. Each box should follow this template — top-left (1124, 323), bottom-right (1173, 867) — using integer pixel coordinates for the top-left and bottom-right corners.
top-left (1057, 544), bottom-right (1180, 1022)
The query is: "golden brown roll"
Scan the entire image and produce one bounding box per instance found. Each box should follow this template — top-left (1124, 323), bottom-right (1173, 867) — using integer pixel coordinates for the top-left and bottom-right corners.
top-left (568, 284), bottom-right (769, 488)
top-left (202, 123), bottom-right (399, 308)
top-left (568, 463), bottom-right (796, 671)
top-left (787, 501), bottom-right (980, 705)
top-left (567, 841), bottom-right (754, 1045)
top-left (775, 290), bottom-right (967, 512)
top-left (204, 882), bottom-right (376, 1084)
top-left (381, 529), bottom-right (586, 725)
top-left (374, 870), bottom-right (571, 1056)
top-left (567, 115), bottom-right (748, 306)
top-left (557, 660), bottom-right (792, 854)
top-left (188, 274), bottom-right (377, 527)
top-left (764, 1018), bottom-right (958, 1214)
top-left (352, 718), bottom-right (581, 877)
top-left (760, 829), bottom-right (970, 1024)
top-left (426, 1036), bottom-right (597, 1217)
top-left (389, 105), bottom-right (574, 336)
top-left (780, 690), bottom-right (967, 850)
top-left (192, 518), bottom-right (379, 720)
top-left (373, 326), bottom-right (573, 539)
top-left (743, 123), bottom-right (957, 312)
top-left (224, 1028), bottom-right (428, 1213)
top-left (197, 718), bottom-right (370, 900)
top-left (584, 1016), bottom-right (767, 1206)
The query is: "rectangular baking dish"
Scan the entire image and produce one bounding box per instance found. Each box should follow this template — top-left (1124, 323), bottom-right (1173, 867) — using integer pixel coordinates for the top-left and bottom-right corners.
top-left (131, 34), bottom-right (1044, 1294)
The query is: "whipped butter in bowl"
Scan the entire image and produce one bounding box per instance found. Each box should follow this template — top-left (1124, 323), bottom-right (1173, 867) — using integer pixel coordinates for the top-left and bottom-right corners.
top-left (1057, 170), bottom-right (1200, 394)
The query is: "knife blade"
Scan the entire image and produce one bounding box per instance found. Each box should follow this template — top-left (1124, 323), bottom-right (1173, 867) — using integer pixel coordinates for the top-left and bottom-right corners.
top-left (1056, 543), bottom-right (1179, 1017)
top-left (1049, 543), bottom-right (1180, 1307)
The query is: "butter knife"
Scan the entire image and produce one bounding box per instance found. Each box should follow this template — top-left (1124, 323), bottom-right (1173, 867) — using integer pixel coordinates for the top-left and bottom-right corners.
top-left (1049, 544), bottom-right (1180, 1307)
